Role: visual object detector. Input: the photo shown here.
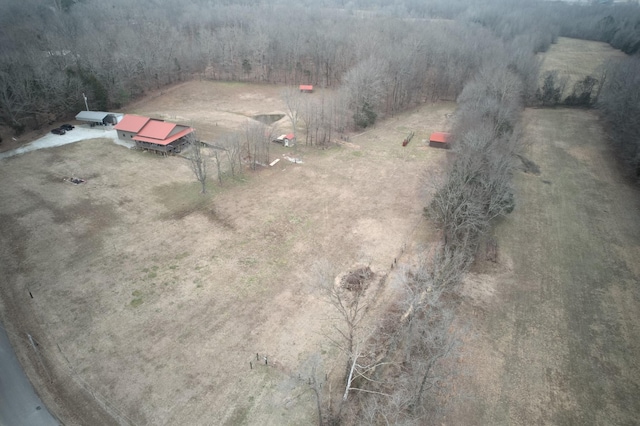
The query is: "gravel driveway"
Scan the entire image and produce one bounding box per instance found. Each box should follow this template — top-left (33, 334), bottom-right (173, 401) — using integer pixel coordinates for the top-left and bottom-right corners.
top-left (0, 125), bottom-right (134, 160)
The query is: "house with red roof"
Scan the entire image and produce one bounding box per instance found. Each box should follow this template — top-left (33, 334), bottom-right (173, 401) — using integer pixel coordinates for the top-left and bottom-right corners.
top-left (115, 114), bottom-right (194, 154)
top-left (429, 132), bottom-right (451, 149)
top-left (299, 85), bottom-right (313, 93)
top-left (115, 115), bottom-right (151, 140)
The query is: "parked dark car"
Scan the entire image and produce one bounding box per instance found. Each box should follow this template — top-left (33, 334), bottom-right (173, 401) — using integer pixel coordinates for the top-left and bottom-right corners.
top-left (51, 128), bottom-right (66, 135)
top-left (60, 124), bottom-right (74, 131)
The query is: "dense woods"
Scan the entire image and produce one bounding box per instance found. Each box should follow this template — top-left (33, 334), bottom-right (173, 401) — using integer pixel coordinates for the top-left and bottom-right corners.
top-left (2, 0), bottom-right (640, 424)
top-left (599, 56), bottom-right (640, 178)
top-left (2, 0), bottom-right (638, 136)
top-left (0, 0), bottom-right (495, 132)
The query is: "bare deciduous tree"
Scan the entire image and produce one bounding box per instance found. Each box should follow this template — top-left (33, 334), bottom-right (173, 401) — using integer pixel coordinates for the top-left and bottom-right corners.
top-left (281, 86), bottom-right (302, 136)
top-left (599, 56), bottom-right (640, 178)
top-left (243, 120), bottom-right (274, 170)
top-left (185, 133), bottom-right (207, 194)
top-left (221, 132), bottom-right (243, 177)
top-left (211, 148), bottom-right (223, 185)
top-left (342, 58), bottom-right (387, 129)
top-left (312, 260), bottom-right (393, 418)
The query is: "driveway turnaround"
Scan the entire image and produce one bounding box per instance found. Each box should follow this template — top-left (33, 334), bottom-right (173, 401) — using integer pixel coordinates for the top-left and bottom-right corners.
top-left (0, 324), bottom-right (59, 426)
top-left (0, 126), bottom-right (134, 160)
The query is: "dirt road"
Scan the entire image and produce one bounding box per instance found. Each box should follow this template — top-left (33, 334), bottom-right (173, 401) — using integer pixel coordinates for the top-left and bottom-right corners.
top-left (451, 108), bottom-right (640, 424)
top-left (0, 322), bottom-right (59, 426)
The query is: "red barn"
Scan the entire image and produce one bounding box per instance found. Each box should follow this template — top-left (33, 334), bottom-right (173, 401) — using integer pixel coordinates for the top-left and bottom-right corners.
top-left (429, 132), bottom-right (451, 149)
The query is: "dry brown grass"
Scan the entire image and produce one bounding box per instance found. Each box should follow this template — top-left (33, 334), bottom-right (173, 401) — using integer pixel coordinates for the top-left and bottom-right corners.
top-left (448, 107), bottom-right (640, 425)
top-left (539, 37), bottom-right (627, 89)
top-left (0, 82), bottom-right (454, 425)
top-left (443, 39), bottom-right (640, 425)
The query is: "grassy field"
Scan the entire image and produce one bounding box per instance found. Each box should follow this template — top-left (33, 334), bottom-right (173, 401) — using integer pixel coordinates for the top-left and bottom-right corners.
top-left (538, 37), bottom-right (627, 90)
top-left (443, 38), bottom-right (640, 426)
top-left (454, 107), bottom-right (640, 424)
top-left (0, 82), bottom-right (454, 425)
top-left (446, 83), bottom-right (640, 426)
top-left (2, 38), bottom-right (637, 426)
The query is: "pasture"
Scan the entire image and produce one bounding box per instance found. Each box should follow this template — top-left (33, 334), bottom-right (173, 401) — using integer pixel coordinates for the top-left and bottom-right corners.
top-left (447, 39), bottom-right (640, 425)
top-left (0, 82), bottom-right (454, 424)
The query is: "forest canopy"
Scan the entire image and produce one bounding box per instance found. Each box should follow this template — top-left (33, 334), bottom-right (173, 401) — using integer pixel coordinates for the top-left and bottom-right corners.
top-left (1, 0), bottom-right (639, 134)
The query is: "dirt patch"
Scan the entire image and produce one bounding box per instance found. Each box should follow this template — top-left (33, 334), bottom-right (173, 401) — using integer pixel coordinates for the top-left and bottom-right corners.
top-left (340, 266), bottom-right (374, 292)
top-left (516, 154), bottom-right (541, 175)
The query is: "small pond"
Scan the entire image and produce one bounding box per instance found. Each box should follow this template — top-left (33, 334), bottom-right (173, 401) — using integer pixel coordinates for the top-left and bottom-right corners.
top-left (252, 114), bottom-right (285, 125)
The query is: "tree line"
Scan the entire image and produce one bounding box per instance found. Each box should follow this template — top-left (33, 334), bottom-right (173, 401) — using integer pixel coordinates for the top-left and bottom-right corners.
top-left (0, 0), bottom-right (609, 135)
top-left (2, 0), bottom-right (639, 136)
top-left (298, 6), bottom-right (534, 422)
top-left (599, 56), bottom-right (640, 179)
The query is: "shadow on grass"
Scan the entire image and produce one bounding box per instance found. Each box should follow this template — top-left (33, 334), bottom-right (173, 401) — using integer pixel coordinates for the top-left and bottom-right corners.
top-left (154, 181), bottom-right (235, 229)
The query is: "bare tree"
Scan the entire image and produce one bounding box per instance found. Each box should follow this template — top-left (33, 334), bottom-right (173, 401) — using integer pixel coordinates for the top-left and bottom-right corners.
top-left (342, 58), bottom-right (387, 128)
top-left (312, 259), bottom-right (399, 423)
top-left (185, 133), bottom-right (207, 194)
top-left (281, 86), bottom-right (302, 136)
top-left (211, 148), bottom-right (223, 185)
top-left (313, 260), bottom-right (368, 364)
top-left (243, 120), bottom-right (275, 170)
top-left (221, 132), bottom-right (243, 177)
top-left (599, 56), bottom-right (640, 177)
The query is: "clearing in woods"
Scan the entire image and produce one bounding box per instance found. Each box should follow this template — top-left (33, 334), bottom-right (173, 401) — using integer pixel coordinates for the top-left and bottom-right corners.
top-left (0, 81), bottom-right (454, 425)
top-left (538, 36), bottom-right (627, 88)
top-left (447, 39), bottom-right (640, 425)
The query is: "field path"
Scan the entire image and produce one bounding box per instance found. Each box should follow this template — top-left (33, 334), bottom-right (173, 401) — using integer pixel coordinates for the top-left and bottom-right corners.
top-left (453, 108), bottom-right (640, 425)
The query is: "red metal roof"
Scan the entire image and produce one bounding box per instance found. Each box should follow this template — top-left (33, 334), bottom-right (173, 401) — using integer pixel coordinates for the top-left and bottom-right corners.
top-left (429, 132), bottom-right (451, 143)
top-left (299, 85), bottom-right (313, 91)
top-left (133, 126), bottom-right (194, 146)
top-left (285, 133), bottom-right (295, 140)
top-left (136, 120), bottom-right (176, 140)
top-left (114, 115), bottom-right (151, 133)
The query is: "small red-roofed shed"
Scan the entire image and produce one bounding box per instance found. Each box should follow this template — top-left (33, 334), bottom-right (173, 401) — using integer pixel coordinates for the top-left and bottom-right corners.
top-left (429, 132), bottom-right (451, 149)
top-left (299, 85), bottom-right (313, 93)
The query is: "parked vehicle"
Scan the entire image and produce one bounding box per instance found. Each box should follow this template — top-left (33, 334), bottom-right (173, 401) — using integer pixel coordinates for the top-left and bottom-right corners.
top-left (60, 124), bottom-right (74, 131)
top-left (51, 128), bottom-right (66, 135)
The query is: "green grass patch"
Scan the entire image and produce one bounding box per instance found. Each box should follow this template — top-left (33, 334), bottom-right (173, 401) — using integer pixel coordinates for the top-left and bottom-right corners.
top-left (288, 214), bottom-right (305, 225)
top-left (238, 257), bottom-right (258, 267)
top-left (130, 297), bottom-right (143, 308)
top-left (175, 251), bottom-right (189, 260)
